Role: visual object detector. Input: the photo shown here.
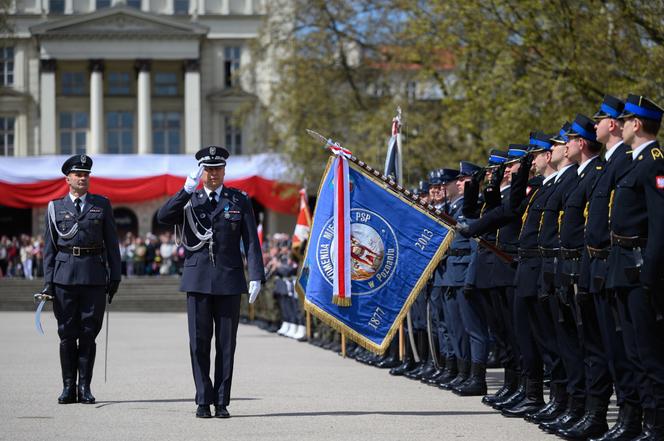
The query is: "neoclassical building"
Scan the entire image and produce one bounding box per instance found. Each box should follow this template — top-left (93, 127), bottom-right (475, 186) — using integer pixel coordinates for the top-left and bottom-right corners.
top-left (0, 0), bottom-right (296, 237)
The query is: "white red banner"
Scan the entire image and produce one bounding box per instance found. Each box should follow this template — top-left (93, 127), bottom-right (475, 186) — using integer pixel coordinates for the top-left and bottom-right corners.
top-left (0, 153), bottom-right (300, 214)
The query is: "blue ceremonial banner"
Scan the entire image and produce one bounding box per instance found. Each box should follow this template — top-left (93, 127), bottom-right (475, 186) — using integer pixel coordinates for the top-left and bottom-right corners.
top-left (296, 157), bottom-right (455, 354)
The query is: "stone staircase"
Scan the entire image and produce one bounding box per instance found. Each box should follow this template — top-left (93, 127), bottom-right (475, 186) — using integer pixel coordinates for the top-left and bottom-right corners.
top-left (0, 276), bottom-right (186, 312)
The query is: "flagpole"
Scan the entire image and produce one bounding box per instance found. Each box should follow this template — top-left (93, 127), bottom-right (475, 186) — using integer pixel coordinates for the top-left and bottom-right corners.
top-left (341, 333), bottom-right (346, 358)
top-left (399, 322), bottom-right (405, 361)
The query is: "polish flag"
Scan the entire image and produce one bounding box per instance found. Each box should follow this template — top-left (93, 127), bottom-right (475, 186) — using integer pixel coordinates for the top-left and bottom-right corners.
top-left (292, 188), bottom-right (312, 251)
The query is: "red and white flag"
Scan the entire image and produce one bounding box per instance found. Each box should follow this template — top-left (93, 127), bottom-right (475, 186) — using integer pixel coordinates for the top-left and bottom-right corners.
top-left (292, 188), bottom-right (312, 250)
top-left (257, 221), bottom-right (263, 247)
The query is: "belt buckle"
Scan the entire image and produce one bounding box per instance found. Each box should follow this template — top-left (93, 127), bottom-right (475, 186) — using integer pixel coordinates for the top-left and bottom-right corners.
top-left (72, 246), bottom-right (80, 256)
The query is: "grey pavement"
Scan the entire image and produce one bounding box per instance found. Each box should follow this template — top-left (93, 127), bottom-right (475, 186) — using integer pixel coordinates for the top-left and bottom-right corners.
top-left (1, 311), bottom-right (575, 441)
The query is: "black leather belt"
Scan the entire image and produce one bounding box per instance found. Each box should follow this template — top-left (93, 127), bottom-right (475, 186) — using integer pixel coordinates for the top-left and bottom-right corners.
top-left (561, 248), bottom-right (582, 259)
top-left (448, 249), bottom-right (471, 257)
top-left (497, 242), bottom-right (518, 254)
top-left (587, 246), bottom-right (609, 259)
top-left (58, 246), bottom-right (103, 256)
top-left (611, 232), bottom-right (647, 249)
top-left (539, 248), bottom-right (560, 258)
top-left (518, 248), bottom-right (540, 258)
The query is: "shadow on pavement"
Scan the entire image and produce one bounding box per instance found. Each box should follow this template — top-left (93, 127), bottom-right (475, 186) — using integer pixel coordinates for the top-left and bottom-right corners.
top-left (95, 397), bottom-right (261, 408)
top-left (233, 410), bottom-right (497, 418)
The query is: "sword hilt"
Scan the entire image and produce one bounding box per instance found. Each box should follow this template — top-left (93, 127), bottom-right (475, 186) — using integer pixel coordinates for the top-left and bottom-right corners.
top-left (34, 293), bottom-right (53, 303)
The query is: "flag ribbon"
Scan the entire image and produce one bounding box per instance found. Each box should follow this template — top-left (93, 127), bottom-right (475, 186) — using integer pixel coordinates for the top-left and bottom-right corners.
top-left (331, 142), bottom-right (352, 307)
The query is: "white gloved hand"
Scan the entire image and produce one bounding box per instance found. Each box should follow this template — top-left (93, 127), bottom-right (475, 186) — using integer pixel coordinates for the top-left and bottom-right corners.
top-left (248, 280), bottom-right (262, 304)
top-left (184, 165), bottom-right (204, 193)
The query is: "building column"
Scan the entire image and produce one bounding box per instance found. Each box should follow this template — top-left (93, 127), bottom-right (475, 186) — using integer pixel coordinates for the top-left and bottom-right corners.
top-left (64, 0), bottom-right (73, 13)
top-left (89, 60), bottom-right (104, 154)
top-left (245, 0), bottom-right (253, 14)
top-left (184, 59), bottom-right (201, 154)
top-left (39, 59), bottom-right (57, 155)
top-left (136, 59), bottom-right (152, 154)
top-left (221, 0), bottom-right (228, 14)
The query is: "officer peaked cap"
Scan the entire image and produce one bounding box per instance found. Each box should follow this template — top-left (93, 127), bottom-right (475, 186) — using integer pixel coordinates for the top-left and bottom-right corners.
top-left (593, 95), bottom-right (624, 120)
top-left (566, 114), bottom-right (597, 142)
top-left (196, 145), bottom-right (229, 167)
top-left (618, 94), bottom-right (664, 122)
top-left (62, 154), bottom-right (93, 175)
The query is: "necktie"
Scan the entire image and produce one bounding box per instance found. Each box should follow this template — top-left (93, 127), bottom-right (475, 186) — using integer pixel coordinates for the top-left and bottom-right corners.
top-left (210, 192), bottom-right (217, 209)
top-left (74, 198), bottom-right (82, 215)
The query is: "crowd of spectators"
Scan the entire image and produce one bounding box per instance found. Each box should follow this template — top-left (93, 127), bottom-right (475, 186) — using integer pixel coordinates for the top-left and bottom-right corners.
top-left (0, 231), bottom-right (297, 280)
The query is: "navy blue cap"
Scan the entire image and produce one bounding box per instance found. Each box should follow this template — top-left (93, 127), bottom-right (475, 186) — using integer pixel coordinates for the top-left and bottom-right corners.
top-left (566, 114), bottom-right (597, 142)
top-left (419, 179), bottom-right (430, 193)
top-left (61, 154), bottom-right (93, 175)
top-left (439, 168), bottom-right (460, 183)
top-left (593, 95), bottom-right (624, 120)
top-left (529, 131), bottom-right (554, 151)
top-left (458, 161), bottom-right (483, 177)
top-left (551, 122), bottom-right (571, 144)
top-left (196, 145), bottom-right (229, 167)
top-left (618, 94), bottom-right (664, 122)
top-left (410, 187), bottom-right (420, 197)
top-left (506, 144), bottom-right (529, 163)
top-left (487, 149), bottom-right (508, 166)
top-left (428, 169), bottom-right (442, 186)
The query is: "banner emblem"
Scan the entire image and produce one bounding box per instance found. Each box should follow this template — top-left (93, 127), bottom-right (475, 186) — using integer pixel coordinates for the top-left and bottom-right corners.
top-left (316, 208), bottom-right (398, 295)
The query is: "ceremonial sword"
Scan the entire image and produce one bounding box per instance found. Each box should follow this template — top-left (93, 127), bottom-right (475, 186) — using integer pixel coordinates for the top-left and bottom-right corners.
top-left (33, 292), bottom-right (53, 335)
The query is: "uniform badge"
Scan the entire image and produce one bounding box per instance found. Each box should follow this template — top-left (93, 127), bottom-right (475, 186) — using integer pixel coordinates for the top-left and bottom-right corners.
top-left (652, 148), bottom-right (664, 160)
top-left (210, 146), bottom-right (216, 156)
top-left (81, 155), bottom-right (87, 164)
top-left (657, 176), bottom-right (664, 189)
top-left (64, 214), bottom-right (71, 219)
top-left (224, 212), bottom-right (230, 219)
top-left (200, 213), bottom-right (206, 219)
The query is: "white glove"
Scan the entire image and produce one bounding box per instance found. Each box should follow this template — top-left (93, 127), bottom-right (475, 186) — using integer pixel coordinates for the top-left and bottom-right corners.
top-left (184, 165), bottom-right (204, 193)
top-left (248, 280), bottom-right (261, 304)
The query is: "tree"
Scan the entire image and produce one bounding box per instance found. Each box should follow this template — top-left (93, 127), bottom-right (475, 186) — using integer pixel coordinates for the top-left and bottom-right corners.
top-left (250, 0), bottom-right (664, 188)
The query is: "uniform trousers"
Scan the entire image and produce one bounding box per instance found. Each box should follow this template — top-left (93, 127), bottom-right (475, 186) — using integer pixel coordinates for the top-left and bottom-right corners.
top-left (187, 293), bottom-right (241, 406)
top-left (457, 289), bottom-right (490, 364)
top-left (53, 283), bottom-right (106, 384)
top-left (441, 287), bottom-right (469, 362)
top-left (616, 286), bottom-right (664, 410)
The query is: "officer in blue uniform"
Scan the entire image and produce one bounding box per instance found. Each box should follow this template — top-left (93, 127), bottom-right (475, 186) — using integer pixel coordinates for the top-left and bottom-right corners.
top-left (439, 161), bottom-right (486, 394)
top-left (460, 148), bottom-right (523, 404)
top-left (607, 95), bottom-right (664, 440)
top-left (157, 146), bottom-right (264, 419)
top-left (42, 154), bottom-right (121, 405)
top-left (555, 114), bottom-right (608, 440)
top-left (499, 135), bottom-right (562, 420)
top-left (584, 96), bottom-right (642, 441)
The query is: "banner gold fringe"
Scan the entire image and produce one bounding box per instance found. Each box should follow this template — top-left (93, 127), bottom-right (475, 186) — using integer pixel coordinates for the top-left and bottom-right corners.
top-left (332, 295), bottom-right (352, 307)
top-left (295, 157), bottom-right (457, 355)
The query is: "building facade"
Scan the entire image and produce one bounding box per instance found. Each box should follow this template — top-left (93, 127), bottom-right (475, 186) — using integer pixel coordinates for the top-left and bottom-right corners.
top-left (0, 0), bottom-right (296, 237)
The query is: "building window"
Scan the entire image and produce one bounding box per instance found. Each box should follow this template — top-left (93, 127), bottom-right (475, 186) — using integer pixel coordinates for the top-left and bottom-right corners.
top-left (59, 112), bottom-right (88, 155)
top-left (0, 117), bottom-right (14, 156)
top-left (224, 116), bottom-right (242, 155)
top-left (108, 72), bottom-right (130, 95)
top-left (0, 47), bottom-right (13, 87)
top-left (152, 112), bottom-right (181, 154)
top-left (96, 0), bottom-right (111, 9)
top-left (174, 0), bottom-right (189, 14)
top-left (406, 81), bottom-right (417, 101)
top-left (61, 72), bottom-right (85, 95)
top-left (154, 72), bottom-right (178, 96)
top-left (127, 0), bottom-right (141, 8)
top-left (224, 47), bottom-right (241, 88)
top-left (106, 112), bottom-right (134, 154)
top-left (49, 0), bottom-right (65, 13)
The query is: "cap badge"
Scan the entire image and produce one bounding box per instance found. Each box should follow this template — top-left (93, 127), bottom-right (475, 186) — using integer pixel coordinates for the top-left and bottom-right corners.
top-left (81, 155), bottom-right (87, 164)
top-left (210, 146), bottom-right (216, 156)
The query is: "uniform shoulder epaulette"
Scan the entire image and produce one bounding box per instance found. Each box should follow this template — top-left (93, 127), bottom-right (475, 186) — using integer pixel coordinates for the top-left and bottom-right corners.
top-left (651, 147), bottom-right (664, 161)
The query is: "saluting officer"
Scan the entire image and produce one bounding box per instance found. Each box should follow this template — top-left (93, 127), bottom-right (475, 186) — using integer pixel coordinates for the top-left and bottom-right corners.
top-left (157, 146), bottom-right (264, 419)
top-left (42, 155), bottom-right (121, 405)
top-left (607, 95), bottom-right (664, 440)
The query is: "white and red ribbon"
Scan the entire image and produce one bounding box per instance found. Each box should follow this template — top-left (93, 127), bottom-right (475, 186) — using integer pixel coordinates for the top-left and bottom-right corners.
top-left (331, 145), bottom-right (352, 307)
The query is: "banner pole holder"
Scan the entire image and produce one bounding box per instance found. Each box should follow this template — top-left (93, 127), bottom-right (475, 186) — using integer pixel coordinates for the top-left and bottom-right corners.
top-left (306, 310), bottom-right (312, 339)
top-left (341, 333), bottom-right (346, 358)
top-left (399, 322), bottom-right (405, 361)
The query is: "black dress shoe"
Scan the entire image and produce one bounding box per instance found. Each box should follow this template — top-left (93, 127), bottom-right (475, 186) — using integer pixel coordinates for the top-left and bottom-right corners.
top-left (77, 385), bottom-right (96, 404)
top-left (389, 359), bottom-right (414, 376)
top-left (589, 403), bottom-right (642, 441)
top-left (376, 355), bottom-right (401, 369)
top-left (539, 401), bottom-right (585, 434)
top-left (492, 382), bottom-right (526, 410)
top-left (524, 397), bottom-right (566, 424)
top-left (482, 369), bottom-right (518, 406)
top-left (214, 406), bottom-right (230, 418)
top-left (558, 410), bottom-right (608, 440)
top-left (453, 363), bottom-right (487, 396)
top-left (196, 405), bottom-right (212, 418)
top-left (58, 382), bottom-right (77, 404)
